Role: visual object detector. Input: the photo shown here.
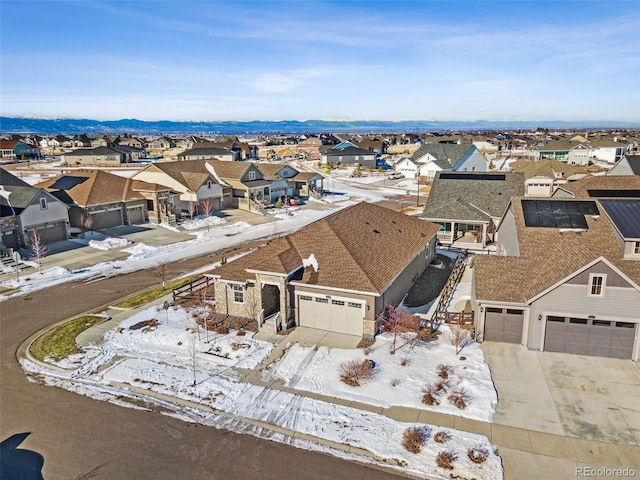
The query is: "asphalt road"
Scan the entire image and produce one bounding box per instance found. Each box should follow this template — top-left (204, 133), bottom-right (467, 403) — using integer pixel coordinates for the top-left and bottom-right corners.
top-left (1, 250), bottom-right (400, 480)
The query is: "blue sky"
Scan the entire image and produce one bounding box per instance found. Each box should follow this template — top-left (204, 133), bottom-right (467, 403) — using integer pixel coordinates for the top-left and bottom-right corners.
top-left (1, 0), bottom-right (639, 122)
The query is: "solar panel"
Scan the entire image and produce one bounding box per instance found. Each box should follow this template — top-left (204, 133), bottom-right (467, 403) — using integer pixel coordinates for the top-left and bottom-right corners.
top-left (439, 173), bottom-right (506, 181)
top-left (522, 200), bottom-right (598, 229)
top-left (587, 189), bottom-right (640, 198)
top-left (50, 175), bottom-right (88, 190)
top-left (599, 200), bottom-right (640, 238)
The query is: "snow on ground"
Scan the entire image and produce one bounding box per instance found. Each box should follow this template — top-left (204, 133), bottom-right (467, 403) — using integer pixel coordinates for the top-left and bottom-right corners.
top-left (3, 266), bottom-right (73, 290)
top-left (265, 329), bottom-right (497, 422)
top-left (88, 237), bottom-right (131, 250)
top-left (22, 303), bottom-right (503, 479)
top-left (179, 215), bottom-right (228, 230)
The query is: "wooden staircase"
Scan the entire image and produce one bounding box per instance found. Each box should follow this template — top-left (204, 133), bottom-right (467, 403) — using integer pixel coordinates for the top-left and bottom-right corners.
top-left (429, 253), bottom-right (469, 329)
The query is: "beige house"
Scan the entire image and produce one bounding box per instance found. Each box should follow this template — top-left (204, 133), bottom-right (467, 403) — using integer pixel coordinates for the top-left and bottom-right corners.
top-left (209, 202), bottom-right (440, 337)
top-left (473, 197), bottom-right (640, 360)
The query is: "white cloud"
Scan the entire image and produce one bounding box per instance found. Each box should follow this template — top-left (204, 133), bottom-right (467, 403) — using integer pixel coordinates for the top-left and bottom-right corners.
top-left (247, 68), bottom-right (326, 93)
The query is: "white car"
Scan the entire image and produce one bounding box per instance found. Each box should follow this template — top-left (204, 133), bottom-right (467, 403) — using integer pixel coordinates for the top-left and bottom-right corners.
top-left (388, 172), bottom-right (404, 180)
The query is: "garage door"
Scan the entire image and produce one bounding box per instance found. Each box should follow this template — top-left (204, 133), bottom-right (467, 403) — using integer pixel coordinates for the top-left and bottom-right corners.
top-left (484, 307), bottom-right (524, 343)
top-left (91, 209), bottom-right (122, 230)
top-left (127, 206), bottom-right (145, 225)
top-left (545, 316), bottom-right (636, 359)
top-left (297, 295), bottom-right (363, 336)
top-left (34, 223), bottom-right (67, 244)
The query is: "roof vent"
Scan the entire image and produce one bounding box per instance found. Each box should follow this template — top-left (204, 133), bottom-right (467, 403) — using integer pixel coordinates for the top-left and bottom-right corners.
top-left (397, 229), bottom-right (402, 233)
top-left (373, 229), bottom-right (380, 234)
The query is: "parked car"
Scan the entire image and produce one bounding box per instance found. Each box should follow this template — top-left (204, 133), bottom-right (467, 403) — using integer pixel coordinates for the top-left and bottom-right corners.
top-left (388, 172), bottom-right (405, 180)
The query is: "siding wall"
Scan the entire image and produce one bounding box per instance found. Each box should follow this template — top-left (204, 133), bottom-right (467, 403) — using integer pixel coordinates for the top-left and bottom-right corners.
top-left (527, 283), bottom-right (640, 350)
top-left (20, 192), bottom-right (69, 229)
top-left (496, 208), bottom-right (520, 256)
top-left (566, 261), bottom-right (632, 287)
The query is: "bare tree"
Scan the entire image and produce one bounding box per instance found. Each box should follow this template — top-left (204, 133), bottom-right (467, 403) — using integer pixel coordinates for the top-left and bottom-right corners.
top-left (149, 262), bottom-right (170, 289)
top-left (380, 305), bottom-right (422, 354)
top-left (80, 213), bottom-right (93, 238)
top-left (243, 286), bottom-right (263, 328)
top-left (188, 334), bottom-right (198, 387)
top-left (28, 228), bottom-right (49, 273)
top-left (199, 199), bottom-right (213, 230)
top-left (187, 200), bottom-right (196, 221)
top-left (448, 323), bottom-right (471, 355)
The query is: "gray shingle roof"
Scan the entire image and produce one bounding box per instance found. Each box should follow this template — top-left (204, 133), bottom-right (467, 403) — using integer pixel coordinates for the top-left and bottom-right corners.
top-left (410, 143), bottom-right (476, 169)
top-left (0, 167), bottom-right (31, 187)
top-left (421, 172), bottom-right (524, 222)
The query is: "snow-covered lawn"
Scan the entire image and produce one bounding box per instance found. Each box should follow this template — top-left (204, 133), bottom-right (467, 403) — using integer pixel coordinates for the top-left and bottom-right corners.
top-left (179, 215), bottom-right (228, 230)
top-left (23, 302), bottom-right (503, 479)
top-left (265, 328), bottom-right (497, 422)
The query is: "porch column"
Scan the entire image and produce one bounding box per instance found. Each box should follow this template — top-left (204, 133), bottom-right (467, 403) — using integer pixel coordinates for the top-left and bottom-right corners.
top-left (451, 222), bottom-right (457, 243)
top-left (482, 223), bottom-right (487, 246)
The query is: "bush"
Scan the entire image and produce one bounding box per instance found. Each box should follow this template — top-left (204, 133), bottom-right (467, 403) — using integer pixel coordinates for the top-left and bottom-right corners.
top-left (400, 357), bottom-right (410, 366)
top-left (467, 446), bottom-right (490, 464)
top-left (448, 388), bottom-right (470, 409)
top-left (436, 450), bottom-right (457, 470)
top-left (391, 378), bottom-right (401, 387)
top-left (402, 426), bottom-right (431, 454)
top-left (434, 431), bottom-right (452, 444)
top-left (434, 379), bottom-right (449, 393)
top-left (215, 325), bottom-right (230, 335)
top-left (421, 384), bottom-right (440, 405)
top-left (436, 364), bottom-right (454, 379)
top-left (339, 359), bottom-right (377, 387)
top-left (363, 346), bottom-right (372, 356)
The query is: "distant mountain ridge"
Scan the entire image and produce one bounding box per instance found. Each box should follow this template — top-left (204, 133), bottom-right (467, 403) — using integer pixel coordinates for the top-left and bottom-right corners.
top-left (1, 116), bottom-right (637, 135)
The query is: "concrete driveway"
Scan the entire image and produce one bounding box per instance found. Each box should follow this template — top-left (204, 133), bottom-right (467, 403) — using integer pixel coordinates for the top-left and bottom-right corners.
top-left (482, 342), bottom-right (640, 445)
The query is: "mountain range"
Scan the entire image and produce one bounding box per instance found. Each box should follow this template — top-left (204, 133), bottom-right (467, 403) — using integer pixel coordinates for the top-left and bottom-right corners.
top-left (1, 117), bottom-right (637, 135)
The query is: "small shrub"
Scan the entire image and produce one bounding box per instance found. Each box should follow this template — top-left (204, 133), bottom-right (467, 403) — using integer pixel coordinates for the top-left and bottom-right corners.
top-left (421, 384), bottom-right (440, 405)
top-left (434, 379), bottom-right (449, 393)
top-left (434, 430), bottom-right (452, 444)
top-left (363, 346), bottom-right (372, 356)
top-left (339, 359), bottom-right (377, 387)
top-left (402, 426), bottom-right (431, 454)
top-left (467, 446), bottom-right (490, 464)
top-left (416, 328), bottom-right (439, 342)
top-left (436, 364), bottom-right (454, 379)
top-left (436, 450), bottom-right (457, 470)
top-left (237, 328), bottom-right (246, 337)
top-left (391, 378), bottom-right (401, 387)
top-left (400, 357), bottom-right (410, 366)
top-left (215, 325), bottom-right (230, 335)
top-left (448, 388), bottom-right (470, 410)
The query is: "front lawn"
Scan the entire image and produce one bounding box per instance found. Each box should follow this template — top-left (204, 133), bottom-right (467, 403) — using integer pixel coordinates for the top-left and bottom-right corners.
top-left (30, 315), bottom-right (104, 362)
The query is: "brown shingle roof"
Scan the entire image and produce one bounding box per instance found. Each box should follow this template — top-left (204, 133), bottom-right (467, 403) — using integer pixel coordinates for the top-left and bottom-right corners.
top-left (212, 202), bottom-right (440, 293)
top-left (474, 197), bottom-right (640, 303)
top-left (512, 158), bottom-right (590, 180)
top-left (560, 175), bottom-right (640, 198)
top-left (34, 170), bottom-right (149, 206)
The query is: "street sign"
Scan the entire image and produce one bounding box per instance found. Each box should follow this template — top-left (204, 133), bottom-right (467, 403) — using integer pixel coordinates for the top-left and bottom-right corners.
top-left (405, 190), bottom-right (411, 199)
top-left (12, 251), bottom-right (21, 263)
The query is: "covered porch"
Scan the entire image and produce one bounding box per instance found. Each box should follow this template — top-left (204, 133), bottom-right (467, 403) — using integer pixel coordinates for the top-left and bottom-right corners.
top-left (436, 220), bottom-right (494, 251)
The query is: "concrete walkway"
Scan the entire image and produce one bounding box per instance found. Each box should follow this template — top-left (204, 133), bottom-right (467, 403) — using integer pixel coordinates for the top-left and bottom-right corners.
top-left (25, 299), bottom-right (640, 480)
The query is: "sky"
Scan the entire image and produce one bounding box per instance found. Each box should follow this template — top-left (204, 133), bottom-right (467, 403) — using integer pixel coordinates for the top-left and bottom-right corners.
top-left (1, 0), bottom-right (639, 122)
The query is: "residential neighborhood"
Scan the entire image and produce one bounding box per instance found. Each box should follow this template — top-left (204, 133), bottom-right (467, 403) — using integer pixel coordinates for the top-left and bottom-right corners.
top-left (1, 125), bottom-right (639, 480)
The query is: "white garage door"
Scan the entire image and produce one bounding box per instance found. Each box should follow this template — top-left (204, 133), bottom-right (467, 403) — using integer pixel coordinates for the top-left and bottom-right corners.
top-left (297, 294), bottom-right (363, 336)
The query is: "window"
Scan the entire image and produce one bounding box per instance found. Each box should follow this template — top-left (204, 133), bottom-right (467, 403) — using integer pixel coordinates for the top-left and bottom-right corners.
top-left (248, 171), bottom-right (256, 180)
top-left (232, 284), bottom-right (244, 303)
top-left (635, 241), bottom-right (640, 255)
top-left (39, 198), bottom-right (48, 210)
top-left (315, 297), bottom-right (328, 304)
top-left (207, 180), bottom-right (212, 189)
top-left (331, 300), bottom-right (345, 306)
top-left (589, 274), bottom-right (606, 296)
top-left (299, 295), bottom-right (312, 301)
top-left (570, 318), bottom-right (588, 325)
top-left (347, 302), bottom-right (361, 309)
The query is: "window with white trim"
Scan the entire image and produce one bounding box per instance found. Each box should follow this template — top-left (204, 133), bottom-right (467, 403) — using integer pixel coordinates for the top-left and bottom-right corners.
top-left (40, 198), bottom-right (48, 210)
top-left (232, 284), bottom-right (244, 303)
top-left (588, 274), bottom-right (606, 297)
top-left (635, 241), bottom-right (640, 255)
top-left (248, 171), bottom-right (256, 180)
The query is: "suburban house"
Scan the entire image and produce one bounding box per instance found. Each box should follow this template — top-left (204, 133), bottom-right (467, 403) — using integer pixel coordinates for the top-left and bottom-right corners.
top-left (0, 139), bottom-right (41, 160)
top-left (529, 138), bottom-right (628, 164)
top-left (132, 160), bottom-right (227, 215)
top-left (608, 154), bottom-right (640, 176)
top-left (421, 172), bottom-right (524, 251)
top-left (35, 170), bottom-right (154, 229)
top-left (321, 146), bottom-right (377, 167)
top-left (208, 202), bottom-right (440, 337)
top-left (178, 146), bottom-right (237, 162)
top-left (473, 197), bottom-right (640, 360)
top-left (254, 163), bottom-right (324, 202)
top-left (511, 158), bottom-right (591, 197)
top-left (397, 144), bottom-right (488, 180)
top-left (1, 168), bottom-right (70, 250)
top-left (551, 175), bottom-right (640, 199)
top-left (147, 136), bottom-right (176, 151)
top-left (60, 147), bottom-right (126, 167)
